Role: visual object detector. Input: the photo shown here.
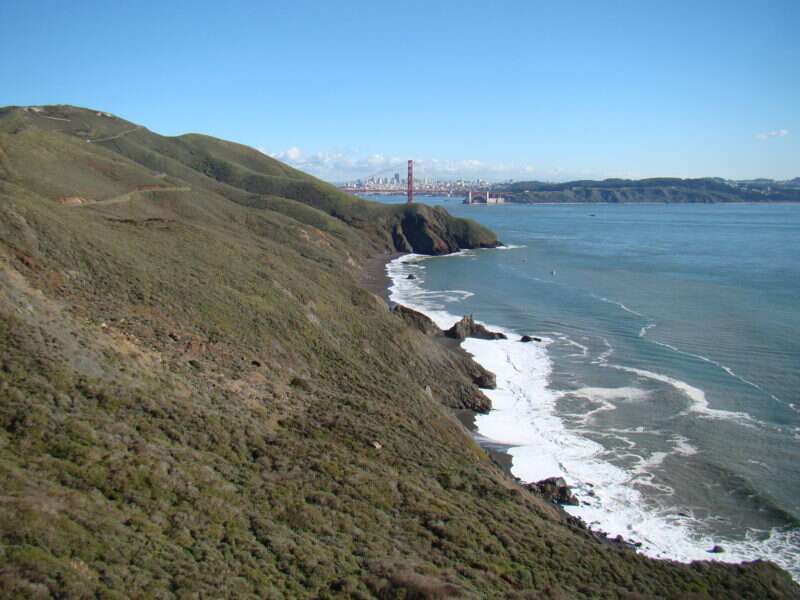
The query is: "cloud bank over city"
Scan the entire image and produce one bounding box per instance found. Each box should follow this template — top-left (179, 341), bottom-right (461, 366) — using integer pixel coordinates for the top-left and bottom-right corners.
top-left (263, 147), bottom-right (602, 183)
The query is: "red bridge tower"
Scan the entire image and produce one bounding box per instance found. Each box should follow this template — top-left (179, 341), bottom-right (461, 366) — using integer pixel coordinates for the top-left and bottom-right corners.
top-left (407, 159), bottom-right (414, 204)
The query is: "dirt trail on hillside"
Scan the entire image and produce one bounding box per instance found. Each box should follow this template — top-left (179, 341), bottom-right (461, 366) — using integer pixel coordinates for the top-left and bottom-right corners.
top-left (69, 186), bottom-right (191, 207)
top-left (86, 127), bottom-right (142, 143)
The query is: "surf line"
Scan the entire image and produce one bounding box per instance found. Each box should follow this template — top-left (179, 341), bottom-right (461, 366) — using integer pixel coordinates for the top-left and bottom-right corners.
top-left (591, 292), bottom-right (784, 411)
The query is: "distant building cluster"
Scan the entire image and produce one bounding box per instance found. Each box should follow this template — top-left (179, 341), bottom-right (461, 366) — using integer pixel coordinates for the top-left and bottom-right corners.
top-left (339, 176), bottom-right (493, 196)
top-left (463, 191), bottom-right (505, 205)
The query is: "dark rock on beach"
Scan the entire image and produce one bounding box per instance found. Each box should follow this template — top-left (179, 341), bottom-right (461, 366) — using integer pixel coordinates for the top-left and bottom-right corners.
top-left (526, 477), bottom-right (580, 506)
top-left (520, 335), bottom-right (542, 343)
top-left (445, 315), bottom-right (507, 341)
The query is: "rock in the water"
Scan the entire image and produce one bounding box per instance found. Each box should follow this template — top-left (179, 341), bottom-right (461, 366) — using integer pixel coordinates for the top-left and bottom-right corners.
top-left (520, 335), bottom-right (533, 342)
top-left (445, 315), bottom-right (507, 341)
top-left (393, 304), bottom-right (442, 336)
top-left (708, 545), bottom-right (725, 554)
top-left (407, 274), bottom-right (416, 280)
top-left (525, 477), bottom-right (579, 506)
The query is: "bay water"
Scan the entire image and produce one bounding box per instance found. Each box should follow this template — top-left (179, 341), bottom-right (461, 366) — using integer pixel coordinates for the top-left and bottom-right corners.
top-left (367, 195), bottom-right (800, 578)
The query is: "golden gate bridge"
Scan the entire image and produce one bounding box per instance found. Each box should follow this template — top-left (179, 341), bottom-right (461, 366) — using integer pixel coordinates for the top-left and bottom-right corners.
top-left (339, 160), bottom-right (486, 203)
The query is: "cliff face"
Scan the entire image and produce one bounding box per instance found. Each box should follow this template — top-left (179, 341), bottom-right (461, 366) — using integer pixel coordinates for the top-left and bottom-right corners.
top-left (0, 105), bottom-right (797, 599)
top-left (389, 204), bottom-right (500, 255)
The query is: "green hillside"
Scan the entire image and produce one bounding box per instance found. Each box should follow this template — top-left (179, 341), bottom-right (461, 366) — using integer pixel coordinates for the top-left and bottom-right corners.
top-left (0, 105), bottom-right (797, 599)
top-left (496, 178), bottom-right (800, 203)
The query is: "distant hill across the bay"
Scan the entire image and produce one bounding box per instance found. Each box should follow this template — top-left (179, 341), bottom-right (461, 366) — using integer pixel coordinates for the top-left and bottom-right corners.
top-left (494, 177), bottom-right (800, 203)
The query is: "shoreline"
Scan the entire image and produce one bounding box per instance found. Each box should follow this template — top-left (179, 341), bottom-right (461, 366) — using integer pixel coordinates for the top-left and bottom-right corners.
top-left (453, 408), bottom-right (515, 475)
top-left (360, 251), bottom-right (402, 305)
top-left (361, 251), bottom-right (517, 476)
top-left (378, 249), bottom-right (800, 581)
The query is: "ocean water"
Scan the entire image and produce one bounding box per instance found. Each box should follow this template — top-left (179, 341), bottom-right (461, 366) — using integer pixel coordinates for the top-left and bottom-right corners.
top-left (368, 195), bottom-right (800, 579)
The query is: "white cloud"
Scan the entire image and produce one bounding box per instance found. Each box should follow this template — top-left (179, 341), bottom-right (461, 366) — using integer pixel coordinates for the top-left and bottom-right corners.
top-left (284, 146), bottom-right (303, 161)
top-left (261, 147), bottom-right (572, 182)
top-left (755, 129), bottom-right (789, 141)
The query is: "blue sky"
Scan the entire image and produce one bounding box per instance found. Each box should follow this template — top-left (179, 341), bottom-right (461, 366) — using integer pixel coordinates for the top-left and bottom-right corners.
top-left (2, 0), bottom-right (798, 181)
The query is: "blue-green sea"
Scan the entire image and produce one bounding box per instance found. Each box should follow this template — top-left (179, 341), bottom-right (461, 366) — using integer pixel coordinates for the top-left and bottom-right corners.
top-left (368, 195), bottom-right (800, 578)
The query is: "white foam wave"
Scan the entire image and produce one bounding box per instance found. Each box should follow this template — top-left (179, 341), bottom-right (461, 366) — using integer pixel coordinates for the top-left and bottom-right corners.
top-left (594, 338), bottom-right (615, 363)
top-left (554, 335), bottom-right (589, 357)
top-left (572, 386), bottom-right (651, 403)
top-left (671, 434), bottom-right (698, 457)
top-left (563, 387), bottom-right (652, 427)
top-left (385, 253), bottom-right (800, 581)
top-left (606, 364), bottom-right (760, 426)
top-left (591, 294), bottom-right (785, 414)
top-left (495, 244), bottom-right (527, 250)
top-left (591, 294), bottom-right (644, 318)
top-left (646, 338), bottom-right (786, 408)
top-left (639, 323), bottom-right (656, 337)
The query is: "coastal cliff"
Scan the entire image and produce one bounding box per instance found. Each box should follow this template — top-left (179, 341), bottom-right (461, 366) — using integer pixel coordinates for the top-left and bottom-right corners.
top-left (0, 105), bottom-right (797, 599)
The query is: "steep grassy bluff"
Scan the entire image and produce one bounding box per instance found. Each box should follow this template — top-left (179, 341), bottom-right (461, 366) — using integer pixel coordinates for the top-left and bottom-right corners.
top-left (0, 105), bottom-right (498, 255)
top-left (0, 105), bottom-right (797, 598)
top-left (496, 178), bottom-right (800, 203)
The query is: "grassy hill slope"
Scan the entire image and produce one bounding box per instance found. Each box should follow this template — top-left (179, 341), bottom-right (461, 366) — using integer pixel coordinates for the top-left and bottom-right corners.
top-left (496, 178), bottom-right (800, 203)
top-left (0, 105), bottom-right (797, 599)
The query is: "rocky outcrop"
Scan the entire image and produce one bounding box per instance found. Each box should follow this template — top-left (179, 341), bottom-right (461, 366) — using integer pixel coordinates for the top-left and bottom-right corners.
top-left (391, 223), bottom-right (413, 253)
top-left (520, 335), bottom-right (542, 343)
top-left (525, 477), bottom-right (579, 506)
top-left (445, 315), bottom-right (507, 341)
top-left (392, 306), bottom-right (496, 389)
top-left (391, 305), bottom-right (496, 411)
top-left (388, 204), bottom-right (501, 256)
top-left (451, 382), bottom-right (492, 412)
top-left (393, 304), bottom-right (441, 336)
top-left (460, 359), bottom-right (496, 389)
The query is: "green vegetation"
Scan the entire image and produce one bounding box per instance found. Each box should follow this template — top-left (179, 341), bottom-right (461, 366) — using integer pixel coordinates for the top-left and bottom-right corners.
top-left (0, 105), bottom-right (797, 599)
top-left (497, 177), bottom-right (800, 203)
